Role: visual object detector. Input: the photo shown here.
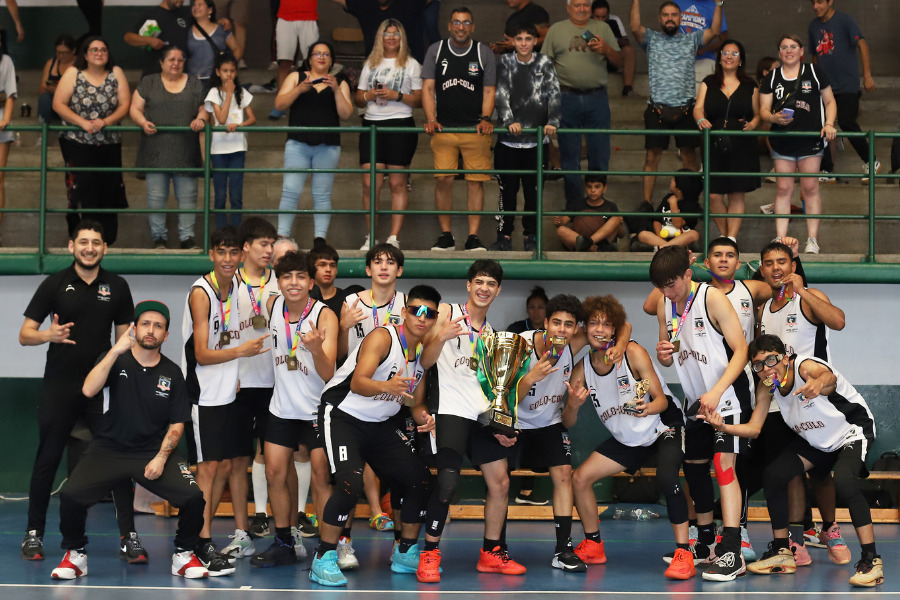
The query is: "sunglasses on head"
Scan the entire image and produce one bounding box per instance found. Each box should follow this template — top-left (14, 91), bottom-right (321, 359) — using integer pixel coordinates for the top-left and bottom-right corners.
top-left (751, 353), bottom-right (784, 373)
top-left (407, 305), bottom-right (438, 320)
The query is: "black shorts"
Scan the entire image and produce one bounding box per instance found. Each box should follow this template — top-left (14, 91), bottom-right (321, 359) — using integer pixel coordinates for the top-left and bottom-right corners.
top-left (435, 413), bottom-right (511, 468)
top-left (320, 404), bottom-right (425, 478)
top-left (265, 411), bottom-right (320, 451)
top-left (187, 403), bottom-right (240, 463)
top-left (233, 387), bottom-right (273, 457)
top-left (593, 426), bottom-right (684, 474)
top-left (684, 416), bottom-right (749, 461)
top-left (644, 102), bottom-right (699, 150)
top-left (509, 423), bottom-right (572, 471)
top-left (789, 436), bottom-right (871, 480)
top-left (359, 116), bottom-right (418, 167)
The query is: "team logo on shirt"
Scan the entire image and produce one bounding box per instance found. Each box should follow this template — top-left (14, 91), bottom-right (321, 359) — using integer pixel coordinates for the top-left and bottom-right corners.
top-left (617, 376), bottom-right (631, 396)
top-left (801, 81), bottom-right (812, 93)
top-left (66, 284), bottom-right (76, 293)
top-left (387, 313), bottom-right (402, 325)
top-left (156, 376), bottom-right (172, 398)
top-left (468, 62), bottom-right (479, 76)
top-left (786, 314), bottom-right (798, 332)
top-left (740, 299), bottom-right (751, 313)
top-left (119, 369), bottom-right (128, 378)
top-left (694, 318), bottom-right (706, 337)
top-left (98, 284), bottom-right (111, 301)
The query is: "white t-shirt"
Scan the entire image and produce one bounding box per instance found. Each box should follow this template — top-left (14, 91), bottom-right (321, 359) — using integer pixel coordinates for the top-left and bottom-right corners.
top-left (358, 57), bottom-right (422, 121)
top-left (204, 87), bottom-right (253, 154)
top-left (0, 55), bottom-right (17, 144)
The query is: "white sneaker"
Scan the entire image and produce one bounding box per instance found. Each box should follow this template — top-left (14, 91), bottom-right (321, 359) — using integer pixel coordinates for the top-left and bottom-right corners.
top-left (238, 58), bottom-right (248, 69)
top-left (291, 526), bottom-right (308, 558)
top-left (267, 61), bottom-right (278, 70)
top-left (818, 170), bottom-right (836, 183)
top-left (765, 168), bottom-right (777, 183)
top-left (222, 529), bottom-right (256, 559)
top-left (172, 549), bottom-right (208, 578)
top-left (51, 550), bottom-right (87, 579)
top-left (759, 203), bottom-right (775, 214)
top-left (337, 536), bottom-right (359, 570)
top-left (804, 237), bottom-right (820, 254)
top-left (385, 235), bottom-right (400, 248)
top-left (861, 160), bottom-right (881, 183)
top-left (359, 234), bottom-right (377, 251)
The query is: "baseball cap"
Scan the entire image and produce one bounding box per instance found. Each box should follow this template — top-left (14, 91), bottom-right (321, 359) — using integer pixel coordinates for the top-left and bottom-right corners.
top-left (134, 300), bottom-right (170, 329)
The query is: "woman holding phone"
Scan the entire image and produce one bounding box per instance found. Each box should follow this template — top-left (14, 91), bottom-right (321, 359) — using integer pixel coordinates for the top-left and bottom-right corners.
top-left (759, 34), bottom-right (836, 254)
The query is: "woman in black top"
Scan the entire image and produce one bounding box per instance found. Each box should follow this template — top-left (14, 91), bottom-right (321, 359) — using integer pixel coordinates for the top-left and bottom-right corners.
top-left (759, 34), bottom-right (836, 254)
top-left (38, 34), bottom-right (76, 125)
top-left (274, 41), bottom-right (353, 246)
top-left (694, 40), bottom-right (760, 242)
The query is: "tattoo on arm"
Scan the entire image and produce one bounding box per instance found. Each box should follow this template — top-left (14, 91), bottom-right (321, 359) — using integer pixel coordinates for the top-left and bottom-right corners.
top-left (157, 428), bottom-right (182, 459)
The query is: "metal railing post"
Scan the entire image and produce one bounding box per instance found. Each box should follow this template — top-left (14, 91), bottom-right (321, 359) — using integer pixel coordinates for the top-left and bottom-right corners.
top-left (203, 122), bottom-right (212, 251)
top-left (535, 127), bottom-right (544, 259)
top-left (702, 127), bottom-right (710, 250)
top-left (867, 129), bottom-right (876, 263)
top-left (369, 122), bottom-right (377, 244)
top-left (38, 121), bottom-right (49, 259)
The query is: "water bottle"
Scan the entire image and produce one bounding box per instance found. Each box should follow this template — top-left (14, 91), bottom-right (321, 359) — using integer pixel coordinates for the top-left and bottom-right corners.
top-left (612, 508), bottom-right (627, 519)
top-left (14, 131), bottom-right (21, 147)
top-left (630, 508), bottom-right (659, 521)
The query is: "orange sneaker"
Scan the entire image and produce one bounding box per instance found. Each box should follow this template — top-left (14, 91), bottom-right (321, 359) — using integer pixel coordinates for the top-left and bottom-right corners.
top-left (664, 548), bottom-right (697, 580)
top-left (477, 547), bottom-right (527, 575)
top-left (417, 549), bottom-right (441, 583)
top-left (574, 539), bottom-right (607, 564)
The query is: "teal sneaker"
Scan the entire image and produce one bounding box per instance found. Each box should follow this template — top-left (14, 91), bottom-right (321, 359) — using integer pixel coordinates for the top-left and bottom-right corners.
top-left (309, 550), bottom-right (347, 587)
top-left (391, 543), bottom-right (419, 574)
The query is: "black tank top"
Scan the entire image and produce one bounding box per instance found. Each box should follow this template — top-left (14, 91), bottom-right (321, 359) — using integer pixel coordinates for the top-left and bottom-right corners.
top-left (434, 40), bottom-right (485, 127)
top-left (287, 76), bottom-right (342, 147)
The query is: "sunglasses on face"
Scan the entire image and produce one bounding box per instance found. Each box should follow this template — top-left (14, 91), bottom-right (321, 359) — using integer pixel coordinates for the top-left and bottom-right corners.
top-left (751, 353), bottom-right (784, 373)
top-left (720, 50), bottom-right (740, 58)
top-left (407, 305), bottom-right (438, 320)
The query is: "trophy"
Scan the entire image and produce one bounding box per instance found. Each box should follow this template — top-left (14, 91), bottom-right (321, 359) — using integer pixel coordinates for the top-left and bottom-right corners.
top-left (623, 378), bottom-right (651, 415)
top-left (473, 330), bottom-right (532, 436)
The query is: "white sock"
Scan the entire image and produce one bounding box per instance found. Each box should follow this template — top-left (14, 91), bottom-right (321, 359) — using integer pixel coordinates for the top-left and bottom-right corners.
top-left (251, 460), bottom-right (268, 515)
top-left (295, 460), bottom-right (312, 514)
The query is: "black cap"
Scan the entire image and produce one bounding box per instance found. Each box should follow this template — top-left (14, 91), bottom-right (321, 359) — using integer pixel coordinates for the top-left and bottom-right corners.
top-left (134, 300), bottom-right (170, 328)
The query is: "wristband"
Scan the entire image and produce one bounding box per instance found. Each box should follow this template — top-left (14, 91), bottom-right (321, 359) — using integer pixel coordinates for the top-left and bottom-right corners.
top-left (696, 118), bottom-right (706, 126)
top-left (480, 115), bottom-right (491, 122)
top-left (397, 91), bottom-right (404, 102)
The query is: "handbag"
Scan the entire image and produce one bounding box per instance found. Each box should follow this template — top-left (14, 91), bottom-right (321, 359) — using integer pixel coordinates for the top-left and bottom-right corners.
top-left (711, 93), bottom-right (734, 155)
top-left (195, 22), bottom-right (225, 59)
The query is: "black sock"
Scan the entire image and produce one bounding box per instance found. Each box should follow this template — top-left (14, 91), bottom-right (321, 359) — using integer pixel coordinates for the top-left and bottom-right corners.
top-left (697, 523), bottom-right (715, 545)
top-left (789, 523), bottom-right (805, 546)
top-left (398, 538), bottom-right (417, 554)
top-left (275, 527), bottom-right (292, 545)
top-left (585, 530), bottom-right (601, 543)
top-left (688, 518), bottom-right (698, 528)
top-left (316, 540), bottom-right (337, 558)
top-left (676, 542), bottom-right (690, 550)
top-left (822, 521), bottom-right (835, 533)
top-left (861, 542), bottom-right (877, 558)
top-left (394, 529), bottom-right (402, 542)
top-left (483, 538), bottom-right (500, 552)
top-left (199, 536), bottom-right (212, 546)
top-left (499, 520), bottom-right (508, 551)
top-left (554, 516), bottom-right (573, 553)
top-left (424, 540), bottom-right (440, 552)
top-left (773, 537), bottom-right (790, 551)
top-left (721, 526), bottom-right (740, 550)
top-left (341, 527), bottom-right (352, 539)
top-left (802, 515), bottom-right (814, 530)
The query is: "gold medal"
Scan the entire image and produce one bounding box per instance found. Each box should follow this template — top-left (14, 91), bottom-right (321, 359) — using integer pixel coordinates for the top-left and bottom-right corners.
top-left (220, 331), bottom-right (231, 345)
top-left (287, 356), bottom-right (299, 371)
top-left (763, 376), bottom-right (773, 388)
top-left (251, 315), bottom-right (267, 329)
top-left (672, 339), bottom-right (680, 352)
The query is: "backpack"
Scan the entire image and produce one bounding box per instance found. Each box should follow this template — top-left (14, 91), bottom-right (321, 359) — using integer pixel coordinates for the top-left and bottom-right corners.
top-left (861, 451), bottom-right (900, 509)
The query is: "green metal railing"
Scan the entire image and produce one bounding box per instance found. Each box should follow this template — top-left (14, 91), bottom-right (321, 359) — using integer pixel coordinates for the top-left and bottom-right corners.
top-left (1, 123), bottom-right (898, 281)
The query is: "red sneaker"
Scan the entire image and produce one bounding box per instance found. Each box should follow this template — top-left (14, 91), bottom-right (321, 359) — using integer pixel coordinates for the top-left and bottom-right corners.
top-left (664, 548), bottom-right (696, 580)
top-left (574, 539), bottom-right (607, 564)
top-left (477, 546), bottom-right (527, 575)
top-left (417, 549), bottom-right (441, 583)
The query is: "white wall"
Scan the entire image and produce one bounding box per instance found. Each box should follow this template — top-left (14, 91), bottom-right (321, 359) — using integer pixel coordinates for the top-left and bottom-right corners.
top-left (1, 275), bottom-right (894, 385)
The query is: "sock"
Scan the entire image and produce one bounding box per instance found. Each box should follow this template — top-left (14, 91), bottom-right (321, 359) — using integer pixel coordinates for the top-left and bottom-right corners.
top-left (341, 527), bottom-right (352, 539)
top-left (317, 540), bottom-right (337, 558)
top-left (251, 460), bottom-right (268, 514)
top-left (721, 526), bottom-right (740, 551)
top-left (688, 518), bottom-right (698, 528)
top-left (554, 516), bottom-right (573, 553)
top-left (424, 540), bottom-right (439, 552)
top-left (399, 538), bottom-right (417, 554)
top-left (483, 538), bottom-right (500, 552)
top-left (275, 527), bottom-right (292, 545)
top-left (199, 536), bottom-right (212, 547)
top-left (861, 542), bottom-right (877, 557)
top-left (295, 460), bottom-right (311, 514)
top-left (697, 523), bottom-right (716, 545)
top-left (677, 542), bottom-right (690, 550)
top-left (789, 523), bottom-right (805, 546)
top-left (394, 530), bottom-right (402, 542)
top-left (773, 537), bottom-right (790, 551)
top-left (585, 530), bottom-right (601, 542)
top-left (822, 521), bottom-right (835, 532)
top-left (499, 519), bottom-right (508, 551)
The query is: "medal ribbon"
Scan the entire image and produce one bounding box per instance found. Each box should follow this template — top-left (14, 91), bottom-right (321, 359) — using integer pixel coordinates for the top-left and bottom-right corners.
top-left (398, 325), bottom-right (422, 394)
top-left (241, 268), bottom-right (265, 317)
top-left (283, 298), bottom-right (313, 358)
top-left (670, 281), bottom-right (697, 343)
top-left (371, 290), bottom-right (397, 326)
top-left (462, 302), bottom-right (486, 355)
top-left (209, 272), bottom-right (232, 333)
top-left (543, 331), bottom-right (564, 360)
top-left (702, 267), bottom-right (734, 285)
top-left (770, 376), bottom-right (788, 393)
top-left (776, 284), bottom-right (794, 301)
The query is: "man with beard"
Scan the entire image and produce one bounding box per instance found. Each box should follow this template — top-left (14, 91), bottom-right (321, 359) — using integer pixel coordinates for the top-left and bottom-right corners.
top-left (19, 220), bottom-right (139, 563)
top-left (50, 301), bottom-right (209, 580)
top-left (630, 0), bottom-right (722, 204)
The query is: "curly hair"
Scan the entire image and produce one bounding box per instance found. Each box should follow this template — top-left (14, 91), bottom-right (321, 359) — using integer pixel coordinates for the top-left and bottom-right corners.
top-left (582, 295), bottom-right (627, 331)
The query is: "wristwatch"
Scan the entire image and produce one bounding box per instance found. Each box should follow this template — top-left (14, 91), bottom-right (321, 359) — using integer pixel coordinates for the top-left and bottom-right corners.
top-left (397, 91), bottom-right (404, 102)
top-left (480, 115), bottom-right (491, 122)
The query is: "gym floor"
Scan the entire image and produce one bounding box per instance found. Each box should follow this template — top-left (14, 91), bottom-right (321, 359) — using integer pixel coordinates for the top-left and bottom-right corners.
top-left (0, 499), bottom-right (896, 599)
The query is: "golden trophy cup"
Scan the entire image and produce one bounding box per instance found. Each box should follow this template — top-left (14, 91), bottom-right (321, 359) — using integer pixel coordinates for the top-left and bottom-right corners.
top-left (474, 330), bottom-right (532, 436)
top-left (623, 378), bottom-right (651, 415)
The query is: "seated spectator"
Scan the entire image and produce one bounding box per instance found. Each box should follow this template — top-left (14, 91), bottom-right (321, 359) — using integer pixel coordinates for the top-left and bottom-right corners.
top-left (635, 169), bottom-right (702, 251)
top-left (186, 0), bottom-right (240, 85)
top-left (592, 0), bottom-right (635, 96)
top-left (489, 0), bottom-right (550, 54)
top-left (506, 285), bottom-right (548, 334)
top-left (38, 34), bottom-right (77, 125)
top-left (554, 175), bottom-right (623, 252)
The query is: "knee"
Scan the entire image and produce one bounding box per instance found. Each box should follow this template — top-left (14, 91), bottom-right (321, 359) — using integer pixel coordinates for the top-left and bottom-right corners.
top-left (571, 467), bottom-right (591, 491)
top-left (435, 467), bottom-right (460, 505)
top-left (488, 474), bottom-right (510, 497)
top-left (334, 468), bottom-right (365, 500)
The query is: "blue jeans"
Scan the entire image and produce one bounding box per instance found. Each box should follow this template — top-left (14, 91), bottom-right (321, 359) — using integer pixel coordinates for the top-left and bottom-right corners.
top-left (146, 172), bottom-right (197, 242)
top-left (277, 140), bottom-right (340, 239)
top-left (558, 88), bottom-right (611, 210)
top-left (211, 151), bottom-right (246, 228)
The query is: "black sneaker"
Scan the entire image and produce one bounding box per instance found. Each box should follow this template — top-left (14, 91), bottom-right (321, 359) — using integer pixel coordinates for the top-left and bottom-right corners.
top-left (22, 530), bottom-right (44, 561)
top-left (249, 513), bottom-right (270, 538)
top-left (464, 235), bottom-right (486, 251)
top-left (488, 236), bottom-right (512, 251)
top-left (179, 237), bottom-right (199, 250)
top-left (431, 232), bottom-right (455, 251)
top-left (120, 532), bottom-right (149, 564)
top-left (551, 548), bottom-right (586, 572)
top-left (298, 513), bottom-right (319, 538)
top-left (574, 235), bottom-right (593, 252)
top-left (152, 238), bottom-right (167, 250)
top-left (702, 550), bottom-right (746, 581)
top-left (514, 491), bottom-right (549, 506)
top-left (195, 541), bottom-right (236, 576)
top-left (523, 235), bottom-right (537, 252)
top-left (250, 538), bottom-right (298, 568)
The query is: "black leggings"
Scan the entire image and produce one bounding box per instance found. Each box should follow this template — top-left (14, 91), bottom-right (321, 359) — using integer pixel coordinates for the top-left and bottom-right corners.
top-left (820, 92), bottom-right (872, 171)
top-left (494, 143), bottom-right (548, 237)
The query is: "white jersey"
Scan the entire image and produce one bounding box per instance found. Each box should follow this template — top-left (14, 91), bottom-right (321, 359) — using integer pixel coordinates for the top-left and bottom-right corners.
top-left (322, 326), bottom-right (425, 423)
top-left (666, 283), bottom-right (753, 417)
top-left (759, 295), bottom-right (830, 361)
top-left (269, 296), bottom-right (331, 420)
top-left (726, 281), bottom-right (755, 344)
top-left (435, 303), bottom-right (492, 420)
top-left (517, 330), bottom-right (573, 430)
top-left (181, 274), bottom-right (241, 407)
top-left (583, 349), bottom-right (680, 447)
top-left (237, 269), bottom-right (280, 388)
top-left (344, 290), bottom-right (407, 353)
top-left (776, 355), bottom-right (875, 453)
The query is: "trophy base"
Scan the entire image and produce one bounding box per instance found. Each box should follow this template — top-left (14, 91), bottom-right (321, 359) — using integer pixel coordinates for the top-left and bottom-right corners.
top-left (478, 408), bottom-right (518, 437)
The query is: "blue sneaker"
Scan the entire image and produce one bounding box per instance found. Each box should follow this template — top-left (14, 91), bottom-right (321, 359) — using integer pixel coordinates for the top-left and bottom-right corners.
top-left (391, 543), bottom-right (419, 574)
top-left (268, 108), bottom-right (286, 120)
top-left (309, 550), bottom-right (347, 587)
